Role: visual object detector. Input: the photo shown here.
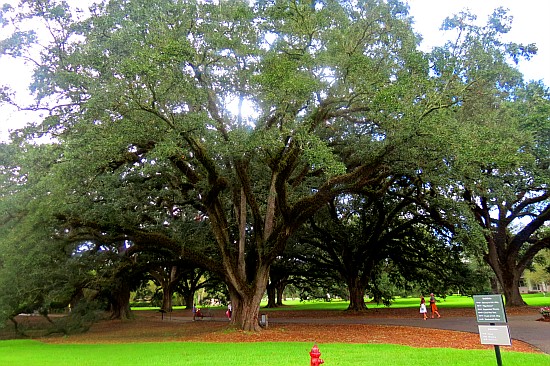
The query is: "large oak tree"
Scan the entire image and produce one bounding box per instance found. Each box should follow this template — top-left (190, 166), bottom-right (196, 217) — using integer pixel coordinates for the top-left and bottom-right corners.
top-left (429, 10), bottom-right (549, 306)
top-left (1, 1), bottom-right (526, 328)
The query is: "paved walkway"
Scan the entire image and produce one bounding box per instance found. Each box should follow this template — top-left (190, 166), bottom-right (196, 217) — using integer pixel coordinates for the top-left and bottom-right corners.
top-left (269, 313), bottom-right (550, 354)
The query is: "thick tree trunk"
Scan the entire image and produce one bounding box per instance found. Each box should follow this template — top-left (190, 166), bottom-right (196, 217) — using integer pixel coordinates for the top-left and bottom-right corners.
top-left (485, 249), bottom-right (526, 307)
top-left (490, 277), bottom-right (499, 294)
top-left (150, 266), bottom-right (182, 312)
top-left (184, 292), bottom-right (194, 309)
top-left (227, 266), bottom-right (269, 331)
top-left (347, 278), bottom-right (367, 311)
top-left (266, 282), bottom-right (277, 308)
top-left (230, 292), bottom-right (265, 331)
top-left (266, 274), bottom-right (287, 307)
top-left (276, 282), bottom-right (286, 306)
top-left (161, 286), bottom-right (173, 312)
top-left (500, 269), bottom-right (526, 307)
top-left (109, 280), bottom-right (132, 320)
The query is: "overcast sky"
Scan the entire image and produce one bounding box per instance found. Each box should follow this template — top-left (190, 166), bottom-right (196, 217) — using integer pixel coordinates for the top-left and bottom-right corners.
top-left (0, 0), bottom-right (549, 141)
top-left (406, 0), bottom-right (550, 84)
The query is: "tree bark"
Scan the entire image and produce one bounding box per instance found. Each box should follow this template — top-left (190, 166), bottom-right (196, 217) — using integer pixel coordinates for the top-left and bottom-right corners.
top-left (266, 276), bottom-right (287, 308)
top-left (501, 273), bottom-right (525, 307)
top-left (488, 276), bottom-right (498, 294)
top-left (276, 281), bottom-right (286, 306)
top-left (231, 293), bottom-right (264, 332)
top-left (347, 277), bottom-right (367, 311)
top-left (227, 266), bottom-right (269, 331)
top-left (483, 235), bottom-right (527, 307)
top-left (486, 255), bottom-right (526, 306)
top-left (184, 292), bottom-right (194, 309)
top-left (161, 286), bottom-right (173, 312)
top-left (109, 280), bottom-right (132, 320)
top-left (266, 282), bottom-right (277, 308)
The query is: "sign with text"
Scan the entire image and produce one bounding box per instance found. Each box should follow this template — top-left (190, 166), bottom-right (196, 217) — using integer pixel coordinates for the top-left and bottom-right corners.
top-left (478, 325), bottom-right (512, 346)
top-left (473, 295), bottom-right (507, 323)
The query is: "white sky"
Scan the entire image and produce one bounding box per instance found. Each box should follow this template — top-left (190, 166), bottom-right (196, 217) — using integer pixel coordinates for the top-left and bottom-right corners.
top-left (406, 0), bottom-right (550, 84)
top-left (0, 0), bottom-right (549, 141)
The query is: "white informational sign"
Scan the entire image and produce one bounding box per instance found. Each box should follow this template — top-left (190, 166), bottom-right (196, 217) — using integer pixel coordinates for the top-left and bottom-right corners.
top-left (473, 295), bottom-right (507, 323)
top-left (478, 325), bottom-right (512, 346)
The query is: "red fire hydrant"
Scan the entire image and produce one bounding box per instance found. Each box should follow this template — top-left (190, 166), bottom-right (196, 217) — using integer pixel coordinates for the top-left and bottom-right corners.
top-left (309, 344), bottom-right (324, 366)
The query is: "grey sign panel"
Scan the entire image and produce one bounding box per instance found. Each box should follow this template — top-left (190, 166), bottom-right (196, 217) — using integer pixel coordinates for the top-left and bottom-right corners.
top-left (478, 325), bottom-right (512, 346)
top-left (473, 294), bottom-right (507, 323)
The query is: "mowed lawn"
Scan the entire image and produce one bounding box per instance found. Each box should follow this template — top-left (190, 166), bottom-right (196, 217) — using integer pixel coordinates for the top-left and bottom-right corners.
top-left (257, 293), bottom-right (550, 310)
top-left (1, 294), bottom-right (549, 366)
top-left (1, 340), bottom-right (549, 366)
top-left (132, 293), bottom-right (549, 312)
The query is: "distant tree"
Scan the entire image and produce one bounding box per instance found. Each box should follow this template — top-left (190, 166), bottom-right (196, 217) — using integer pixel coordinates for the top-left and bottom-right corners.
top-left (458, 82), bottom-right (550, 306)
top-left (524, 248), bottom-right (550, 292)
top-left (148, 265), bottom-right (185, 313)
top-left (294, 174), bottom-right (470, 311)
top-left (173, 267), bottom-right (209, 309)
top-left (427, 10), bottom-right (549, 306)
top-left (265, 259), bottom-right (292, 308)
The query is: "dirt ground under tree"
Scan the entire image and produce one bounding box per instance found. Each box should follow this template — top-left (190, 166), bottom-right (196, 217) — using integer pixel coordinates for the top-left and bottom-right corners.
top-left (3, 307), bottom-right (545, 354)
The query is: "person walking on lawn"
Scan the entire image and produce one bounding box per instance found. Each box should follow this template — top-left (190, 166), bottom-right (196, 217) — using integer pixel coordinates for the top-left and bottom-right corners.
top-left (430, 293), bottom-right (441, 318)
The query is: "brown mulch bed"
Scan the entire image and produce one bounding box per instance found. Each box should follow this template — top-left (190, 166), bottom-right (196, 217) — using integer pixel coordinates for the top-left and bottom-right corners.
top-left (4, 307), bottom-right (542, 354)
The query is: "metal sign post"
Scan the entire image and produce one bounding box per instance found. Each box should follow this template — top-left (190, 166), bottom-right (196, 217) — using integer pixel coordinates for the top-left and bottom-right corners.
top-left (473, 295), bottom-right (510, 366)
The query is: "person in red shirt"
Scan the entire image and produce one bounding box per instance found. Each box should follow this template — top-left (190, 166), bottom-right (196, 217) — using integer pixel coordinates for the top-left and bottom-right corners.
top-left (429, 293), bottom-right (441, 318)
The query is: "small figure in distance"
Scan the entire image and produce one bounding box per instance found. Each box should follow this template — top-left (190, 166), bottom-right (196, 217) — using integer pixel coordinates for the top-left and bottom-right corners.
top-left (420, 296), bottom-right (428, 320)
top-left (195, 308), bottom-right (204, 320)
top-left (226, 302), bottom-right (232, 320)
top-left (192, 303), bottom-right (197, 321)
top-left (429, 293), bottom-right (441, 318)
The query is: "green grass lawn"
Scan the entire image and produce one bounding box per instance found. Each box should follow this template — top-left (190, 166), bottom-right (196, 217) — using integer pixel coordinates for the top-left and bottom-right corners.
top-left (3, 294), bottom-right (549, 365)
top-left (276, 292), bottom-right (550, 310)
top-left (1, 340), bottom-right (548, 366)
top-left (521, 293), bottom-right (550, 307)
top-left (133, 293), bottom-right (550, 312)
